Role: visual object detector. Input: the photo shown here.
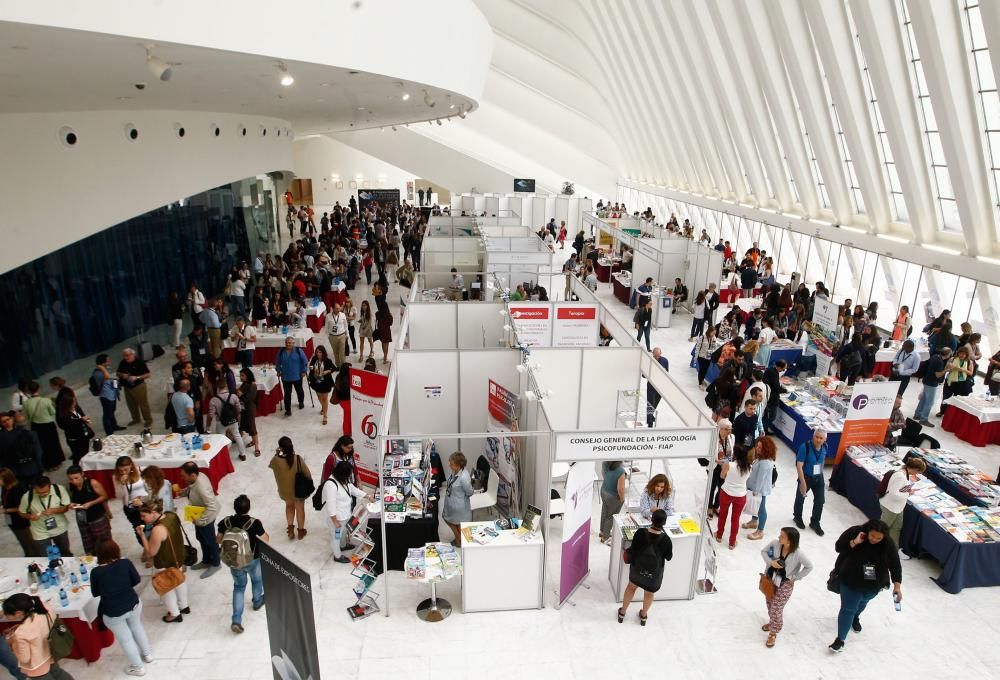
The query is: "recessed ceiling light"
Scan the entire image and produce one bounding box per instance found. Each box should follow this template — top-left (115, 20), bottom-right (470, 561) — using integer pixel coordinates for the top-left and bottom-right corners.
top-left (423, 90), bottom-right (435, 107)
top-left (402, 92), bottom-right (410, 101)
top-left (348, 70), bottom-right (359, 75)
top-left (277, 61), bottom-right (294, 86)
top-left (358, 106), bottom-right (366, 111)
top-left (450, 104), bottom-right (456, 109)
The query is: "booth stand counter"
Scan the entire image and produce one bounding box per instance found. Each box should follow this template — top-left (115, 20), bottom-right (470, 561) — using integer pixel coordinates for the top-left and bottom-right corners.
top-left (608, 512), bottom-right (700, 602)
top-left (651, 291), bottom-right (673, 328)
top-left (460, 521), bottom-right (545, 612)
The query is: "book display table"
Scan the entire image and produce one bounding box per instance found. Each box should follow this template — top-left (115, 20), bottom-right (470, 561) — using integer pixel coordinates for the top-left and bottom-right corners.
top-left (460, 521), bottom-right (544, 612)
top-left (608, 512), bottom-right (701, 602)
top-left (404, 543), bottom-right (462, 622)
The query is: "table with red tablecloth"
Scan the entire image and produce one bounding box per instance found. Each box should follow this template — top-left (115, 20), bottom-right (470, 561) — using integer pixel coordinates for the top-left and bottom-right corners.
top-left (612, 272), bottom-right (632, 305)
top-left (252, 366), bottom-right (283, 417)
top-left (323, 289), bottom-right (347, 309)
top-left (596, 258), bottom-right (621, 283)
top-left (0, 558), bottom-right (115, 662)
top-left (720, 287), bottom-right (761, 303)
top-left (223, 328), bottom-right (314, 366)
top-left (941, 396), bottom-right (1000, 447)
top-left (297, 300), bottom-right (327, 333)
top-left (80, 434), bottom-right (234, 498)
top-left (872, 343), bottom-right (930, 378)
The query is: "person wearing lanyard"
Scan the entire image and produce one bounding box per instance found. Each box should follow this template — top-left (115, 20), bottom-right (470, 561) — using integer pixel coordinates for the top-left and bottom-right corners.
top-left (792, 429), bottom-right (828, 536)
top-left (890, 339), bottom-right (921, 396)
top-left (448, 268), bottom-right (465, 302)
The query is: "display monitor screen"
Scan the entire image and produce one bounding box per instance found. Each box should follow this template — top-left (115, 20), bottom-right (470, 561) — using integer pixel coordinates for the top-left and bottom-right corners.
top-left (513, 178), bottom-right (536, 192)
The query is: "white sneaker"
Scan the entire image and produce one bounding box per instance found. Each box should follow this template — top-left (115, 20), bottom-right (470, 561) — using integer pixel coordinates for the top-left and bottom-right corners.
top-left (126, 666), bottom-right (146, 676)
top-left (142, 654), bottom-right (154, 663)
top-left (900, 550), bottom-right (911, 561)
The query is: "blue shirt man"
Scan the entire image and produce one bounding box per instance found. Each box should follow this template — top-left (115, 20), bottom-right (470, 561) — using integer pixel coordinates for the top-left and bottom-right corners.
top-left (891, 339), bottom-right (922, 396)
top-left (275, 337), bottom-right (309, 415)
top-left (170, 380), bottom-right (196, 433)
top-left (646, 348), bottom-right (670, 427)
top-left (793, 429), bottom-right (828, 535)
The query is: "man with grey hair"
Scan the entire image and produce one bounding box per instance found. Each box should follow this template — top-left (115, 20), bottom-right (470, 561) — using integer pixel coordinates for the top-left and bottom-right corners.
top-left (116, 348), bottom-right (152, 428)
top-left (793, 428), bottom-right (828, 535)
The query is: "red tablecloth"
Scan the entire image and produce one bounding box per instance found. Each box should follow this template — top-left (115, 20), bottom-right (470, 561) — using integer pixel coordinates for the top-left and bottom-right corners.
top-left (257, 383), bottom-right (284, 417)
top-left (306, 314), bottom-right (324, 333)
top-left (872, 361), bottom-right (892, 377)
top-left (86, 446), bottom-right (234, 498)
top-left (323, 290), bottom-right (347, 308)
top-left (720, 287), bottom-right (761, 303)
top-left (224, 339), bottom-right (314, 366)
top-left (596, 261), bottom-right (620, 283)
top-left (941, 407), bottom-right (1000, 447)
top-left (612, 276), bottom-right (631, 304)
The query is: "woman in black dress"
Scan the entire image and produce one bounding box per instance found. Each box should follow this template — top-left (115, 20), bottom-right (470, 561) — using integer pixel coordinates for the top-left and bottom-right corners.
top-left (308, 346), bottom-right (336, 426)
top-left (55, 387), bottom-right (94, 466)
top-left (617, 508), bottom-right (672, 626)
top-left (238, 368), bottom-right (260, 456)
top-left (375, 305), bottom-right (393, 365)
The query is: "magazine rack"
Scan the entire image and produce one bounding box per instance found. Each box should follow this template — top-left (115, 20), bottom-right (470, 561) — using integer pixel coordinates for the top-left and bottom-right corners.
top-left (405, 542), bottom-right (463, 622)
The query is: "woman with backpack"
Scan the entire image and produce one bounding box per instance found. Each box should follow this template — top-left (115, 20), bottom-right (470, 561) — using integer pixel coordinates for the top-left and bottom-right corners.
top-left (208, 380), bottom-right (246, 462)
top-left (617, 508), bottom-right (672, 626)
top-left (90, 539), bottom-right (153, 675)
top-left (2, 593), bottom-right (74, 679)
top-left (321, 462), bottom-right (368, 564)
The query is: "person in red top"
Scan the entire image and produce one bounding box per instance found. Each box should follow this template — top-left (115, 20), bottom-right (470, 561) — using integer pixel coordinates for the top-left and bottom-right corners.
top-left (292, 277), bottom-right (306, 299)
top-left (723, 241), bottom-right (733, 261)
top-left (284, 190), bottom-right (294, 209)
top-left (557, 222), bottom-right (567, 249)
top-left (320, 436), bottom-right (356, 484)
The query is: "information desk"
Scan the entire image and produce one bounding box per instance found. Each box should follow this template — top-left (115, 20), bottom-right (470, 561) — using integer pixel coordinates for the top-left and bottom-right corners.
top-left (608, 513), bottom-right (699, 602)
top-left (80, 434), bottom-right (234, 498)
top-left (612, 272), bottom-right (631, 305)
top-left (831, 454), bottom-right (1000, 593)
top-left (368, 516), bottom-right (440, 574)
top-left (0, 557), bottom-right (114, 662)
top-left (251, 366), bottom-right (283, 417)
top-left (222, 327), bottom-right (314, 366)
top-left (772, 401), bottom-right (842, 460)
top-left (941, 396), bottom-right (1000, 447)
top-left (460, 522), bottom-right (544, 612)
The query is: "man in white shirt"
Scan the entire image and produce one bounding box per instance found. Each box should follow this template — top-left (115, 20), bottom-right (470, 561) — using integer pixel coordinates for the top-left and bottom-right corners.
top-left (324, 303), bottom-right (348, 369)
top-left (562, 254), bottom-right (579, 300)
top-left (448, 268), bottom-right (465, 302)
top-left (230, 276), bottom-right (247, 319)
top-left (584, 266), bottom-right (598, 292)
top-left (879, 457), bottom-right (927, 559)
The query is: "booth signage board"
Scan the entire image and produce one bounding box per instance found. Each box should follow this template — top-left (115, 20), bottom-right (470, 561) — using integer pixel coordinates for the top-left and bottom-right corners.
top-left (486, 379), bottom-right (520, 516)
top-left (488, 251), bottom-right (550, 265)
top-left (552, 305), bottom-right (599, 347)
top-left (349, 368), bottom-right (388, 486)
top-left (509, 304), bottom-right (552, 346)
top-left (559, 461), bottom-right (595, 605)
top-left (834, 380), bottom-right (898, 463)
top-left (357, 188), bottom-right (400, 211)
top-left (634, 240), bottom-right (658, 259)
top-left (553, 429), bottom-right (715, 461)
top-left (812, 299), bottom-right (839, 331)
top-left (259, 543), bottom-right (321, 680)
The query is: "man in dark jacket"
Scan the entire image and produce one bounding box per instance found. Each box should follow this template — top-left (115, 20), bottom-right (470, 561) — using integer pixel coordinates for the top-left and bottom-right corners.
top-left (762, 360), bottom-right (788, 433)
top-left (0, 411), bottom-right (43, 483)
top-left (740, 264), bottom-right (758, 298)
top-left (634, 299), bottom-right (653, 351)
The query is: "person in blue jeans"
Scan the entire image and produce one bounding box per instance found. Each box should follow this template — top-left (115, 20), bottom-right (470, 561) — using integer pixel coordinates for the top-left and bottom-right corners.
top-left (93, 353), bottom-right (123, 436)
top-left (829, 520), bottom-right (903, 653)
top-left (216, 494), bottom-right (268, 634)
top-left (792, 429), bottom-right (827, 536)
top-left (275, 336), bottom-right (309, 416)
top-left (90, 539), bottom-right (153, 676)
top-left (913, 348), bottom-right (949, 427)
top-left (0, 635), bottom-right (26, 680)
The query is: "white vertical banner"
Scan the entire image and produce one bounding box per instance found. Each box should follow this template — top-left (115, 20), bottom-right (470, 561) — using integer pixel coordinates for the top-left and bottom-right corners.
top-left (349, 368), bottom-right (387, 486)
top-left (509, 303), bottom-right (552, 346)
top-left (559, 462), bottom-right (595, 605)
top-left (812, 299), bottom-right (839, 331)
top-left (552, 304), bottom-right (599, 347)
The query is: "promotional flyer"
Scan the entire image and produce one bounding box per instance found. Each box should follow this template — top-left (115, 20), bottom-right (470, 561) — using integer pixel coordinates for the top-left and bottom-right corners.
top-left (552, 305), bottom-right (599, 347)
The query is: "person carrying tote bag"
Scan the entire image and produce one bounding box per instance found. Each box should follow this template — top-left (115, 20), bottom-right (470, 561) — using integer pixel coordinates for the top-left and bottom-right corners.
top-left (135, 499), bottom-right (189, 624)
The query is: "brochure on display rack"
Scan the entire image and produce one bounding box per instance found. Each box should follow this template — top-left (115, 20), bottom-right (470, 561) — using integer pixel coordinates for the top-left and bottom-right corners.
top-left (380, 438), bottom-right (437, 523)
top-left (404, 543), bottom-right (463, 582)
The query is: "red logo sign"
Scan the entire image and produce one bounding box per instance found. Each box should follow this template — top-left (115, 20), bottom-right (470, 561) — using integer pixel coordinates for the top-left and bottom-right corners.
top-left (360, 414), bottom-right (378, 440)
top-left (510, 307), bottom-right (549, 320)
top-left (556, 307), bottom-right (596, 320)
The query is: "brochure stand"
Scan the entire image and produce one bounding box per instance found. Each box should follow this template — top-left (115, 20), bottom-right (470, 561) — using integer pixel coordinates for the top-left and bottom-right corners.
top-left (347, 506), bottom-right (381, 620)
top-left (405, 542), bottom-right (463, 622)
top-left (696, 526), bottom-right (719, 595)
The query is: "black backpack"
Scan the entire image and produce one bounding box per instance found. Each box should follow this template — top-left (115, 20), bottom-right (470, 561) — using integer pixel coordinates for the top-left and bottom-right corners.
top-left (312, 477), bottom-right (332, 511)
top-left (840, 348), bottom-right (862, 373)
top-left (216, 394), bottom-right (239, 427)
top-left (88, 370), bottom-right (102, 397)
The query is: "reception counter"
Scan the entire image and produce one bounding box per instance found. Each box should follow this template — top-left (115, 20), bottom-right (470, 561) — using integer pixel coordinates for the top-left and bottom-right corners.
top-left (460, 521), bottom-right (545, 612)
top-left (608, 512), bottom-right (700, 601)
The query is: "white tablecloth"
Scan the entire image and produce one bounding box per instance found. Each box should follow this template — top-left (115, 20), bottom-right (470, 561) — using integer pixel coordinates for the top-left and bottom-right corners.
top-left (875, 343), bottom-right (931, 364)
top-left (80, 433), bottom-right (230, 471)
top-left (296, 300), bottom-right (326, 320)
top-left (252, 366), bottom-right (280, 393)
top-left (732, 298), bottom-right (762, 313)
top-left (0, 557), bottom-right (100, 622)
top-left (943, 396), bottom-right (1000, 423)
top-left (232, 327), bottom-right (313, 350)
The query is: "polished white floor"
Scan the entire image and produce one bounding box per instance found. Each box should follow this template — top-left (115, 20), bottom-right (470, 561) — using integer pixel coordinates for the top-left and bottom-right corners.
top-left (4, 256), bottom-right (1000, 680)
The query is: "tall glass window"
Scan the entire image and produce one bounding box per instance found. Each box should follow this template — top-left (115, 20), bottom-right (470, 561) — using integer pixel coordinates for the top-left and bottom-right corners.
top-left (899, 0), bottom-right (963, 231)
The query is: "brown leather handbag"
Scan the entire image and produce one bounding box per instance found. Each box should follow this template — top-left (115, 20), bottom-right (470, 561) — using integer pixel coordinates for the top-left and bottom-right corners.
top-left (758, 572), bottom-right (776, 600)
top-left (151, 521), bottom-right (187, 596)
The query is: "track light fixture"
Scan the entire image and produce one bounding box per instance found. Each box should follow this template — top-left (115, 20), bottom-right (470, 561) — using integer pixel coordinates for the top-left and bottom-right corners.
top-left (391, 126), bottom-right (397, 131)
top-left (277, 62), bottom-right (294, 86)
top-left (145, 46), bottom-right (172, 82)
top-left (457, 106), bottom-right (466, 119)
top-left (423, 90), bottom-right (436, 107)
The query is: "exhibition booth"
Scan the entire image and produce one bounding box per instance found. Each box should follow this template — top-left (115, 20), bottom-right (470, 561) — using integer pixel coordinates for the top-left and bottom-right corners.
top-left (356, 288), bottom-right (717, 620)
top-left (451, 192), bottom-right (593, 233)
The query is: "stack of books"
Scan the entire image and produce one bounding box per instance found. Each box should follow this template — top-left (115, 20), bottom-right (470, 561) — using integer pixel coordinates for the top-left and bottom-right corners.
top-left (911, 448), bottom-right (1000, 507)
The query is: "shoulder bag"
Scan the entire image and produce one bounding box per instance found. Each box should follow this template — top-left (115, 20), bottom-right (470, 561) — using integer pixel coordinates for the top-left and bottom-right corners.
top-left (46, 612), bottom-right (75, 662)
top-left (758, 572), bottom-right (776, 600)
top-left (294, 455), bottom-right (315, 499)
top-left (151, 523), bottom-right (188, 596)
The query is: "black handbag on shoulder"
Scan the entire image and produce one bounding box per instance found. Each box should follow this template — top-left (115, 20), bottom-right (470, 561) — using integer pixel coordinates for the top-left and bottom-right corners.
top-left (294, 455), bottom-right (315, 499)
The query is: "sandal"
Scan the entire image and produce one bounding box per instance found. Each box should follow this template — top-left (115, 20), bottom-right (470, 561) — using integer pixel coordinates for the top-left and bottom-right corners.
top-left (761, 624), bottom-right (771, 632)
top-left (322, 416), bottom-right (328, 425)
top-left (287, 525), bottom-right (295, 539)
top-left (639, 612), bottom-right (648, 626)
top-left (297, 528), bottom-right (308, 540)
top-left (747, 531), bottom-right (764, 540)
top-left (766, 632), bottom-right (777, 648)
top-left (741, 520), bottom-right (757, 530)
top-left (617, 608), bottom-right (625, 623)
top-left (254, 450), bottom-right (261, 457)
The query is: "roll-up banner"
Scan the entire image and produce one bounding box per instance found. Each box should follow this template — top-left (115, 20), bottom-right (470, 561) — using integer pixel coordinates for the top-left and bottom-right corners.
top-left (559, 461), bottom-right (595, 605)
top-left (259, 542), bottom-right (321, 680)
top-left (486, 379), bottom-right (520, 516)
top-left (834, 380), bottom-right (898, 464)
top-left (350, 368), bottom-right (388, 486)
top-left (552, 304), bottom-right (599, 347)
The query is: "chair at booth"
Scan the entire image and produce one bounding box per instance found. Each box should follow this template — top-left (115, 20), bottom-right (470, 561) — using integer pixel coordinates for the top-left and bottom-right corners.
top-left (470, 455), bottom-right (497, 518)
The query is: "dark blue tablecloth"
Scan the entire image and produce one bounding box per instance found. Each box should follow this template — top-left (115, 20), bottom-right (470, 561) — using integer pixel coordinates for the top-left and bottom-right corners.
top-left (767, 346), bottom-right (803, 368)
top-left (916, 462), bottom-right (990, 508)
top-left (830, 457), bottom-right (1000, 593)
top-left (773, 401), bottom-right (841, 460)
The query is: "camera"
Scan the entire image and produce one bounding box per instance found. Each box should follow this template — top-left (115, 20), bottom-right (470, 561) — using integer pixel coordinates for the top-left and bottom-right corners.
top-left (134, 82), bottom-right (147, 90)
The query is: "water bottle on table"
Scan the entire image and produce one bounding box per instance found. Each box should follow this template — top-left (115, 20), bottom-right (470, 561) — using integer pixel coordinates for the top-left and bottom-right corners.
top-left (59, 588), bottom-right (68, 608)
top-left (80, 563), bottom-right (89, 583)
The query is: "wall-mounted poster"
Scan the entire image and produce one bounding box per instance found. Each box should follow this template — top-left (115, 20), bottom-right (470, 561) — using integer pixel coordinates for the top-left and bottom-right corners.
top-left (485, 379), bottom-right (520, 517)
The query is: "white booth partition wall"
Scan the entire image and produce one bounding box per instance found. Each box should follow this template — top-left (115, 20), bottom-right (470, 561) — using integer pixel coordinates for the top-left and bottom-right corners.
top-left (406, 299), bottom-right (508, 350)
top-left (426, 215), bottom-right (476, 237)
top-left (412, 271), bottom-right (491, 302)
top-left (421, 235), bottom-right (484, 272)
top-left (684, 241), bottom-right (725, 308)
